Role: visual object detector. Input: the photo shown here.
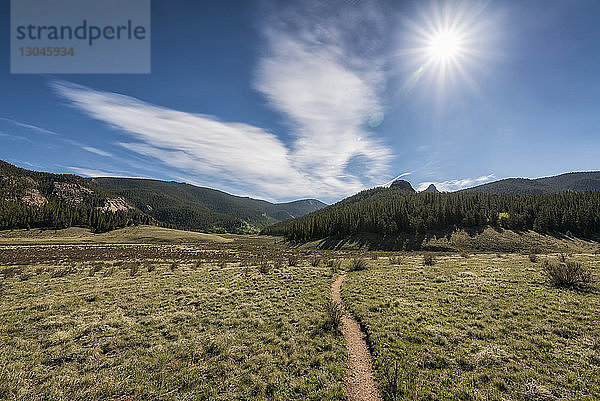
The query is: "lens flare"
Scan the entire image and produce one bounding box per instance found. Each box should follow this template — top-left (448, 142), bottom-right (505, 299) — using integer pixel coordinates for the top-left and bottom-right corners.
top-left (397, 2), bottom-right (495, 95)
top-left (427, 30), bottom-right (462, 62)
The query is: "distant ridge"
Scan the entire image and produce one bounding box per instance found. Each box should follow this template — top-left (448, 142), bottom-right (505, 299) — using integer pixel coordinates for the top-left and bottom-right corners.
top-left (464, 172), bottom-right (600, 194)
top-left (0, 160), bottom-right (326, 233)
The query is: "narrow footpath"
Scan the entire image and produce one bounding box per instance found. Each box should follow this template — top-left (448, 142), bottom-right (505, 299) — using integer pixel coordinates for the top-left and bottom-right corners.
top-left (331, 274), bottom-right (383, 401)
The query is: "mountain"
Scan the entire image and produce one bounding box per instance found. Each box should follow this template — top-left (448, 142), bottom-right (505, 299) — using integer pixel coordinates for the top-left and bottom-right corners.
top-left (0, 160), bottom-right (153, 232)
top-left (422, 184), bottom-right (440, 193)
top-left (0, 160), bottom-right (325, 233)
top-left (262, 178), bottom-right (600, 248)
top-left (389, 179), bottom-right (415, 192)
top-left (92, 177), bottom-right (326, 233)
top-left (464, 172), bottom-right (600, 194)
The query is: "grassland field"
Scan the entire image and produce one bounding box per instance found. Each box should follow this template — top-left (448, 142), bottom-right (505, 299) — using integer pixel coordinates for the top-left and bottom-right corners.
top-left (0, 226), bottom-right (599, 400)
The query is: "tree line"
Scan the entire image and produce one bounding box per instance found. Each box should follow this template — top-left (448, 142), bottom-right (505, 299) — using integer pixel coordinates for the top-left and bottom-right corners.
top-left (261, 188), bottom-right (600, 244)
top-left (0, 199), bottom-right (154, 233)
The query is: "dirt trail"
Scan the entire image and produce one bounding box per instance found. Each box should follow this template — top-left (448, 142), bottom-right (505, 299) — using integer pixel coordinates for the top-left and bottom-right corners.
top-left (332, 274), bottom-right (383, 401)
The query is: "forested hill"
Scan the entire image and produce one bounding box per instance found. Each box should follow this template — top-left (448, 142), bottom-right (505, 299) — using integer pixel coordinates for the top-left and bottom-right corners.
top-left (0, 160), bottom-right (153, 232)
top-left (92, 177), bottom-right (325, 233)
top-left (0, 160), bottom-right (326, 234)
top-left (464, 172), bottom-right (600, 194)
top-left (261, 185), bottom-right (600, 249)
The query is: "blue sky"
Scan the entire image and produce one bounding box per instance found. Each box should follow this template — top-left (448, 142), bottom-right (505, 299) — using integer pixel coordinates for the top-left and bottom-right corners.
top-left (1, 0), bottom-right (599, 203)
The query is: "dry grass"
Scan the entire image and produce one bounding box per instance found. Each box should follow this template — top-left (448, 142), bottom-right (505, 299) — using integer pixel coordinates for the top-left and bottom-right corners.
top-left (0, 242), bottom-right (346, 400)
top-left (343, 253), bottom-right (600, 400)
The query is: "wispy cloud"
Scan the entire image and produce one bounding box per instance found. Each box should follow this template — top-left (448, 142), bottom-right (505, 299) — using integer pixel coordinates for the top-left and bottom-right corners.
top-left (255, 1), bottom-right (392, 186)
top-left (382, 172), bottom-right (412, 187)
top-left (52, 81), bottom-right (317, 199)
top-left (49, 2), bottom-right (394, 201)
top-left (81, 146), bottom-right (113, 158)
top-left (417, 174), bottom-right (495, 192)
top-left (0, 117), bottom-right (59, 136)
top-left (66, 166), bottom-right (147, 179)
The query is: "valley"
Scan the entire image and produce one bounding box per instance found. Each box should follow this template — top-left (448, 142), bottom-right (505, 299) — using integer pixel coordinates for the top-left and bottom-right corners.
top-left (1, 227), bottom-right (598, 400)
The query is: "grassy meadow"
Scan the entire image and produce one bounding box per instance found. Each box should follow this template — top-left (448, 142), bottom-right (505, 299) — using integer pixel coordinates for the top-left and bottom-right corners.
top-left (0, 233), bottom-right (346, 400)
top-left (343, 253), bottom-right (600, 400)
top-left (1, 226), bottom-right (599, 400)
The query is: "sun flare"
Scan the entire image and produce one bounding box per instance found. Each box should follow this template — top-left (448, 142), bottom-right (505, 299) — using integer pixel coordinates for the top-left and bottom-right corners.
top-left (427, 30), bottom-right (462, 62)
top-left (400, 2), bottom-right (494, 93)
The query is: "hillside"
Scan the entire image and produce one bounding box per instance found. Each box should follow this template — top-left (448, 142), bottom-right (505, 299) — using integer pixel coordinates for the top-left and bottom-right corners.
top-left (92, 177), bottom-right (325, 233)
top-left (0, 160), bottom-right (153, 232)
top-left (262, 183), bottom-right (600, 249)
top-left (0, 160), bottom-right (325, 234)
top-left (464, 171), bottom-right (600, 194)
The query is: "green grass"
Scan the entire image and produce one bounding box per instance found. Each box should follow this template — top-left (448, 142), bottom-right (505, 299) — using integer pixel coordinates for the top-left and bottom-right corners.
top-left (2, 228), bottom-right (600, 400)
top-left (0, 257), bottom-right (346, 400)
top-left (342, 253), bottom-right (600, 400)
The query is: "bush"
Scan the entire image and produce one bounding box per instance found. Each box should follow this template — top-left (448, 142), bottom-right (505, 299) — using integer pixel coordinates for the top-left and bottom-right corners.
top-left (543, 259), bottom-right (592, 287)
top-left (287, 255), bottom-right (299, 266)
top-left (388, 255), bottom-right (403, 265)
top-left (128, 262), bottom-right (140, 277)
top-left (349, 257), bottom-right (368, 272)
top-left (258, 261), bottom-right (271, 274)
top-left (529, 254), bottom-right (538, 263)
top-left (311, 256), bottom-right (322, 267)
top-left (2, 267), bottom-right (19, 279)
top-left (170, 262), bottom-right (179, 271)
top-left (324, 300), bottom-right (342, 331)
top-left (328, 260), bottom-right (341, 276)
top-left (423, 254), bottom-right (436, 266)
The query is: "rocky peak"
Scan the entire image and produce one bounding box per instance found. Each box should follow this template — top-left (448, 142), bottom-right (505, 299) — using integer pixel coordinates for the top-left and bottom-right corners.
top-left (390, 179), bottom-right (415, 192)
top-left (423, 184), bottom-right (440, 193)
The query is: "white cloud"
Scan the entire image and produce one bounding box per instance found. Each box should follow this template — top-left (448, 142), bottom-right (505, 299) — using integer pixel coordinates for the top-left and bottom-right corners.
top-left (417, 174), bottom-right (495, 192)
top-left (82, 146), bottom-right (113, 158)
top-left (52, 81), bottom-right (321, 199)
top-left (66, 166), bottom-right (148, 179)
top-left (0, 117), bottom-right (59, 136)
top-left (50, 3), bottom-right (395, 201)
top-left (255, 1), bottom-right (392, 186)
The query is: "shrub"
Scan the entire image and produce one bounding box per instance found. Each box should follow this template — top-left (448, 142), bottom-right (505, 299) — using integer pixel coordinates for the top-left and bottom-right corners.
top-left (287, 255), bottom-right (299, 266)
top-left (324, 300), bottom-right (342, 331)
top-left (2, 267), bottom-right (19, 279)
top-left (19, 272), bottom-right (32, 281)
top-left (258, 261), bottom-right (271, 274)
top-left (389, 255), bottom-right (403, 265)
top-left (328, 260), bottom-right (342, 276)
top-left (349, 257), bottom-right (368, 272)
top-left (311, 256), bottom-right (322, 267)
top-left (423, 254), bottom-right (436, 266)
top-left (529, 254), bottom-right (538, 263)
top-left (376, 357), bottom-right (418, 400)
top-left (170, 262), bottom-right (179, 271)
top-left (543, 259), bottom-right (592, 287)
top-left (128, 262), bottom-right (140, 277)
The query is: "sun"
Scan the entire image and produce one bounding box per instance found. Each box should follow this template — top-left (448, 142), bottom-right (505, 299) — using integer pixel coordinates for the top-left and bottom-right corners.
top-left (427, 30), bottom-right (463, 62)
top-left (398, 2), bottom-right (495, 93)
